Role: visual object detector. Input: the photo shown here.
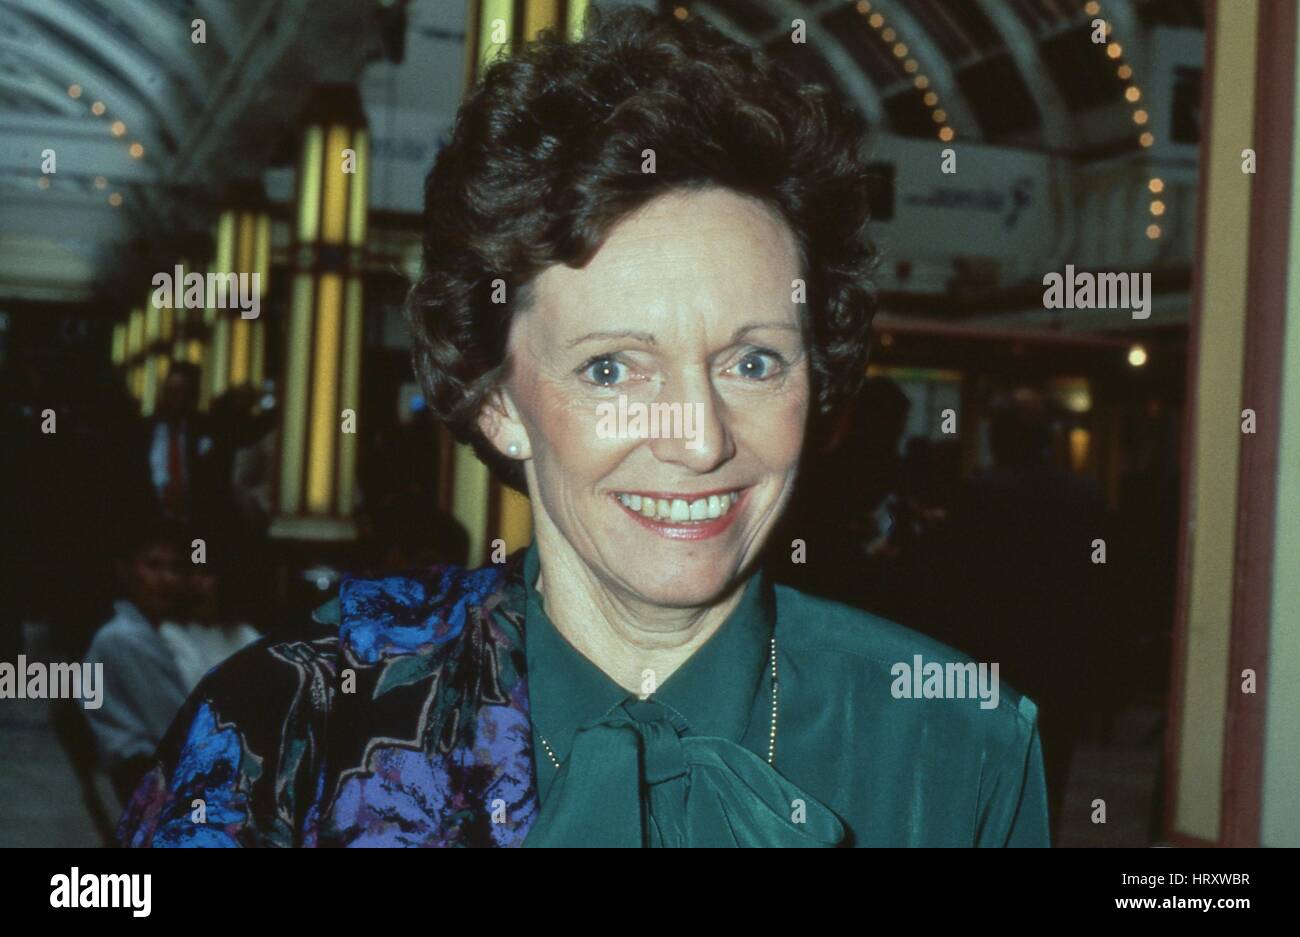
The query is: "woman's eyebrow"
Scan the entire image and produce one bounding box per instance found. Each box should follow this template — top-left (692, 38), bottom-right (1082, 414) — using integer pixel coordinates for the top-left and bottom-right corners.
top-left (565, 321), bottom-right (800, 349)
top-left (730, 322), bottom-right (802, 342)
top-left (566, 330), bottom-right (658, 349)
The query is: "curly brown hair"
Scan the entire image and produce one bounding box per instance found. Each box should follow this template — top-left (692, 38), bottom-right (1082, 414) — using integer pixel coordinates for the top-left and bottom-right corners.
top-left (406, 6), bottom-right (877, 492)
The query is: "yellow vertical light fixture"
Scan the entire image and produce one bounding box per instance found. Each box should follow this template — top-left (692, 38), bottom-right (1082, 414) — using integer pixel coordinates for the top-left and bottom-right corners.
top-left (163, 252), bottom-right (212, 411)
top-left (125, 307), bottom-right (145, 401)
top-left (465, 0), bottom-right (588, 87)
top-left (447, 1), bottom-right (587, 562)
top-left (251, 212), bottom-right (270, 386)
top-left (172, 307), bottom-right (188, 361)
top-left (161, 241), bottom-right (213, 409)
top-left (204, 184), bottom-right (270, 405)
top-left (111, 315), bottom-right (129, 404)
top-left (111, 321), bottom-right (126, 366)
top-left (174, 240), bottom-right (211, 374)
top-left (270, 84), bottom-right (369, 541)
top-left (140, 281), bottom-right (182, 419)
top-left (140, 302), bottom-right (164, 417)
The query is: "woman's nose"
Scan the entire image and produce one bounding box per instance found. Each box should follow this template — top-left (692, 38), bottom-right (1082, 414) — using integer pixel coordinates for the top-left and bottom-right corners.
top-left (646, 383), bottom-right (735, 472)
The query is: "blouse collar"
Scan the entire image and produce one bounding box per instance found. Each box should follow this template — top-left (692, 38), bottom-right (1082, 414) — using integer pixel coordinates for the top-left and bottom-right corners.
top-left (522, 541), bottom-right (776, 769)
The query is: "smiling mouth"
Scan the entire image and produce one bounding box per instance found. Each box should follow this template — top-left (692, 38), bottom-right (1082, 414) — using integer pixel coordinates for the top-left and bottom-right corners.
top-left (611, 489), bottom-right (746, 523)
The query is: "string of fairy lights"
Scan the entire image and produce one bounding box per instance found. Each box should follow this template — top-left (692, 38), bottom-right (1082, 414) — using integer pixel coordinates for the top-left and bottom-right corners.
top-left (853, 0), bottom-right (954, 143)
top-left (673, 2), bottom-right (1162, 236)
top-left (1084, 0), bottom-right (1165, 242)
top-left (1083, 2), bottom-right (1157, 362)
top-left (60, 81), bottom-right (146, 208)
top-left (674, 2), bottom-right (955, 143)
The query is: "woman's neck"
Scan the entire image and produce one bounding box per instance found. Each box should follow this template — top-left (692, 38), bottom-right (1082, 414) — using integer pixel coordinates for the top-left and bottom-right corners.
top-left (532, 532), bottom-right (745, 697)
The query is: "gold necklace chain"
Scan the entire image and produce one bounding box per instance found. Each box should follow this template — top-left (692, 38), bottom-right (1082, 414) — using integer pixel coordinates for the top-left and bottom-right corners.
top-left (538, 635), bottom-right (779, 769)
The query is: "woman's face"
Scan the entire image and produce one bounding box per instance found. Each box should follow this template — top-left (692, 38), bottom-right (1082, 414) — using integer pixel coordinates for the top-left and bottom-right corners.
top-left (488, 188), bottom-right (810, 607)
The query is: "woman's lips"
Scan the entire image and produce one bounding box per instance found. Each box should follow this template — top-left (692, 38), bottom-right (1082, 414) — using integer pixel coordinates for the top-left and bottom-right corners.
top-left (610, 487), bottom-right (749, 541)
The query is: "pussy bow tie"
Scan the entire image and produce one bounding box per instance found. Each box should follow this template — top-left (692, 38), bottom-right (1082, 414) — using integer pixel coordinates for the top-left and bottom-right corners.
top-left (522, 699), bottom-right (845, 848)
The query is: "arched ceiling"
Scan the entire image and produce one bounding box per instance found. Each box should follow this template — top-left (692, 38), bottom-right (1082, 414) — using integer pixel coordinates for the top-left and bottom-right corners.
top-left (687, 0), bottom-right (1203, 150)
top-left (0, 0), bottom-right (391, 301)
top-left (0, 0), bottom-right (1205, 302)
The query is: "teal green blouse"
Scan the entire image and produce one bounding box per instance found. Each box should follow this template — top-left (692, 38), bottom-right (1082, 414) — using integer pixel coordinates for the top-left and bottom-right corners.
top-left (520, 543), bottom-right (1050, 847)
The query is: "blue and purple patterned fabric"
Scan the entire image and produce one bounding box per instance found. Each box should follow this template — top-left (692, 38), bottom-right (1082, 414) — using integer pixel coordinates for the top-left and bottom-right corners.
top-left (118, 552), bottom-right (540, 847)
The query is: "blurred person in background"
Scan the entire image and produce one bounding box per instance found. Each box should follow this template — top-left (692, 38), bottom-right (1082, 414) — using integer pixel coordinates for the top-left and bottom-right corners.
top-left (362, 490), bottom-right (470, 573)
top-left (928, 387), bottom-right (1113, 837)
top-left (766, 376), bottom-right (928, 623)
top-left (229, 397), bottom-right (279, 537)
top-left (159, 550), bottom-right (261, 694)
top-left (3, 358), bottom-right (148, 663)
top-left (137, 362), bottom-right (219, 524)
top-left (83, 517), bottom-right (189, 802)
top-left (2, 356), bottom-right (153, 844)
top-left (205, 385), bottom-right (265, 525)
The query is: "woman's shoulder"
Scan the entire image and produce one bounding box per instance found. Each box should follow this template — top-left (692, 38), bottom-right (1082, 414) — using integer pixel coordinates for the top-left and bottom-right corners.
top-left (146, 611), bottom-right (343, 768)
top-left (773, 582), bottom-right (972, 666)
top-left (772, 582), bottom-right (1039, 730)
top-left (188, 554), bottom-right (526, 707)
top-left (188, 612), bottom-right (339, 693)
top-left (772, 583), bottom-right (1050, 846)
top-left (331, 556), bottom-right (522, 663)
top-left (118, 557), bottom-right (528, 847)
top-left (117, 614), bottom-right (343, 847)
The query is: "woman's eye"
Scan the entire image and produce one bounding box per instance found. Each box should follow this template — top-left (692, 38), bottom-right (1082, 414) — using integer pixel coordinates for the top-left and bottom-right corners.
top-left (732, 350), bottom-right (783, 381)
top-left (580, 356), bottom-right (626, 387)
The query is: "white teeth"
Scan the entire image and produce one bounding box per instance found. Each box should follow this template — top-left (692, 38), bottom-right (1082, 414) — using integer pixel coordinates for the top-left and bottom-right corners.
top-left (616, 490), bottom-right (743, 522)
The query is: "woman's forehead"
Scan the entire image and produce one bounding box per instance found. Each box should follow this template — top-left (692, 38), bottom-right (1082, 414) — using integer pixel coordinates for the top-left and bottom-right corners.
top-left (525, 190), bottom-right (801, 341)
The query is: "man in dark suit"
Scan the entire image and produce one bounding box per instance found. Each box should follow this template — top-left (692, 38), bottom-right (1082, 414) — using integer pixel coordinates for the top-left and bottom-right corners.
top-left (138, 362), bottom-right (221, 525)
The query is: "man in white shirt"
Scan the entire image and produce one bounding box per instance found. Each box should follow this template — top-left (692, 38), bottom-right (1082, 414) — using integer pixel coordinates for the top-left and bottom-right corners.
top-left (159, 563), bottom-right (260, 693)
top-left (83, 520), bottom-right (190, 801)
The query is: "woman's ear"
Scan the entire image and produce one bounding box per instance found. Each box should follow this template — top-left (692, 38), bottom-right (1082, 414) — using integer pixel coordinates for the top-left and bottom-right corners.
top-left (476, 386), bottom-right (531, 460)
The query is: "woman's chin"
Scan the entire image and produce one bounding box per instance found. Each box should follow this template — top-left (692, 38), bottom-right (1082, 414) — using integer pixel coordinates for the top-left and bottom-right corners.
top-left (615, 568), bottom-right (737, 609)
top-left (600, 537), bottom-right (752, 607)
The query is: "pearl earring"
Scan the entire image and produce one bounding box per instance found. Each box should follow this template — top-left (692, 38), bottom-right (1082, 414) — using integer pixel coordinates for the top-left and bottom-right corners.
top-left (507, 443), bottom-right (520, 457)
